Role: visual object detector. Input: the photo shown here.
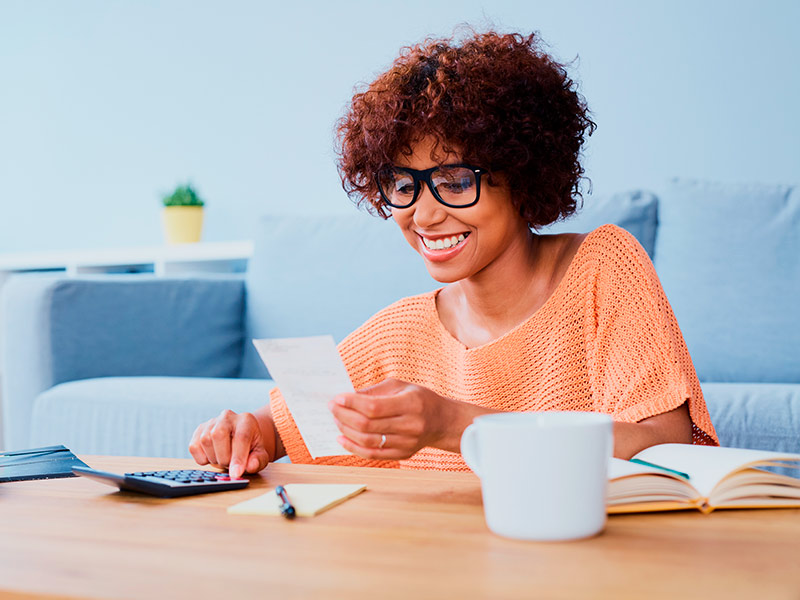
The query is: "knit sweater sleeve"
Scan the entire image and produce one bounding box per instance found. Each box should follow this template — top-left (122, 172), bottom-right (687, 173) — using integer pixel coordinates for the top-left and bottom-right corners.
top-left (586, 225), bottom-right (718, 445)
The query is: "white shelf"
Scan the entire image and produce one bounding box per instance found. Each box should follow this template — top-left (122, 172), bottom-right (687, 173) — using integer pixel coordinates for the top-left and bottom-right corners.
top-left (0, 241), bottom-right (254, 277)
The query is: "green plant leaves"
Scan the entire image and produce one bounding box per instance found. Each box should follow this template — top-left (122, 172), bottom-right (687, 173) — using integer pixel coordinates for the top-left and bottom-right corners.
top-left (162, 184), bottom-right (205, 207)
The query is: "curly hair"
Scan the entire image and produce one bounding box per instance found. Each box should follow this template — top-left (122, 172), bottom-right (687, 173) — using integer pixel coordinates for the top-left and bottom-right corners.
top-left (334, 30), bottom-right (596, 227)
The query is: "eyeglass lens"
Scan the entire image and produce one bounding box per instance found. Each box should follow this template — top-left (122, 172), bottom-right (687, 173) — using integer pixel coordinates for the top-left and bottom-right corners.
top-left (378, 166), bottom-right (478, 208)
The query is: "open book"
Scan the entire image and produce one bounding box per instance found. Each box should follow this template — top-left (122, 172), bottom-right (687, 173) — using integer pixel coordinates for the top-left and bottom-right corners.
top-left (608, 444), bottom-right (800, 514)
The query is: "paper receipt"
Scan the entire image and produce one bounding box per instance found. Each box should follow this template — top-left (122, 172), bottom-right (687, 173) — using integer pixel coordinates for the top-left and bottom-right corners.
top-left (253, 336), bottom-right (352, 458)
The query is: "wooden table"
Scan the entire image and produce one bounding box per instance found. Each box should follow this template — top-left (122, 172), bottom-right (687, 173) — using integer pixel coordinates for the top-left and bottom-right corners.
top-left (1, 456), bottom-right (799, 599)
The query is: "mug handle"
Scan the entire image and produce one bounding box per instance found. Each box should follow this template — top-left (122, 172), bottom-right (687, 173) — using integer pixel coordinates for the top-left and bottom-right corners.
top-left (460, 423), bottom-right (481, 477)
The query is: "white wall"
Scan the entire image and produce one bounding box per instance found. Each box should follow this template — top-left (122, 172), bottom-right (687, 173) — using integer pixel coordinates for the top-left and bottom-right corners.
top-left (1, 0), bottom-right (798, 252)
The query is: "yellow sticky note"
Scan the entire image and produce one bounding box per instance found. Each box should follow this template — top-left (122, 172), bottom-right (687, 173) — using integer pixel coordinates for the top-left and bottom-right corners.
top-left (227, 483), bottom-right (367, 517)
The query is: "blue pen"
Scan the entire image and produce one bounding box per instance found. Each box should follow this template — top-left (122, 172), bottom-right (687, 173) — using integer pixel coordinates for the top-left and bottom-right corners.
top-left (630, 458), bottom-right (690, 480)
top-left (275, 485), bottom-right (296, 519)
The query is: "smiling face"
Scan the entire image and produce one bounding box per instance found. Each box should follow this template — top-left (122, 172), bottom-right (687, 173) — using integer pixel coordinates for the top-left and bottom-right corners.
top-left (390, 137), bottom-right (533, 284)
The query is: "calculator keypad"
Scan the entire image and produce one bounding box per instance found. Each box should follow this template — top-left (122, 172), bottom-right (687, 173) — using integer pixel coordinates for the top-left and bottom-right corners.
top-left (126, 470), bottom-right (233, 485)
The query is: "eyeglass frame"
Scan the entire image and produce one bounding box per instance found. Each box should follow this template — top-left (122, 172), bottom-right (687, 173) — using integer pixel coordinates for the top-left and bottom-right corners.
top-left (374, 163), bottom-right (486, 209)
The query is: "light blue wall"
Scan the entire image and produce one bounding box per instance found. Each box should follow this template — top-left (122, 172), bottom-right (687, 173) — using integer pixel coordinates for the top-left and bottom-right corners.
top-left (1, 0), bottom-right (798, 252)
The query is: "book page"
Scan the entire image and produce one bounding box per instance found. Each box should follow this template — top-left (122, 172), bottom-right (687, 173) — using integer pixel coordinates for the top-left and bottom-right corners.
top-left (253, 336), bottom-right (352, 459)
top-left (608, 457), bottom-right (667, 480)
top-left (607, 458), bottom-right (699, 506)
top-left (633, 444), bottom-right (800, 499)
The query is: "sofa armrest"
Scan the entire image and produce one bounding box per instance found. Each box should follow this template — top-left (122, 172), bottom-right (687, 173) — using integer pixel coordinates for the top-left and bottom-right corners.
top-left (1, 274), bottom-right (246, 449)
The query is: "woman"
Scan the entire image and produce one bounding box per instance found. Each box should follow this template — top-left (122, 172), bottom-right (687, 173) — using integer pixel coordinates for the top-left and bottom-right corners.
top-left (189, 31), bottom-right (718, 479)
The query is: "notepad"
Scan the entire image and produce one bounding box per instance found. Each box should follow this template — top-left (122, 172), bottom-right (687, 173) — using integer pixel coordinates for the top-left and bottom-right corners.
top-left (227, 484), bottom-right (367, 517)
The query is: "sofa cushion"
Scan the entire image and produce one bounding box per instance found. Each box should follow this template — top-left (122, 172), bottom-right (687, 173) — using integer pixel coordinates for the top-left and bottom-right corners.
top-left (29, 377), bottom-right (273, 457)
top-left (241, 213), bottom-right (439, 378)
top-left (48, 277), bottom-right (246, 384)
top-left (702, 382), bottom-right (800, 457)
top-left (538, 190), bottom-right (658, 257)
top-left (654, 179), bottom-right (799, 382)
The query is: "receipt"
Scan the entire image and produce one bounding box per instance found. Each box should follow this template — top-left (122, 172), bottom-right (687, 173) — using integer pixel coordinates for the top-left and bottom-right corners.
top-left (253, 336), bottom-right (352, 458)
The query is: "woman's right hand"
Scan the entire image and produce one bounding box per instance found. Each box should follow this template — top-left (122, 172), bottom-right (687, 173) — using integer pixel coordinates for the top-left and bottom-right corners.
top-left (188, 409), bottom-right (271, 480)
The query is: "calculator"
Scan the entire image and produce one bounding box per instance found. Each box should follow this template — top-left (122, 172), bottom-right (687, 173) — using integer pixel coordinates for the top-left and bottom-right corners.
top-left (72, 466), bottom-right (249, 498)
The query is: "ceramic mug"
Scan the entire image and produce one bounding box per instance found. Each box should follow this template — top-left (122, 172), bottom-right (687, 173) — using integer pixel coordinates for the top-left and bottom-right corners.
top-left (461, 411), bottom-right (613, 541)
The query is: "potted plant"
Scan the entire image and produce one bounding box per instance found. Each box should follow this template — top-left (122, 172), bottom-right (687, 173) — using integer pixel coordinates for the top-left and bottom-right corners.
top-left (162, 184), bottom-right (205, 244)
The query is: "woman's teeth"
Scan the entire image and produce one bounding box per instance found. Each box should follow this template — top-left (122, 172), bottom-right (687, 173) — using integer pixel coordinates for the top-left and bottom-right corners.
top-left (423, 233), bottom-right (467, 250)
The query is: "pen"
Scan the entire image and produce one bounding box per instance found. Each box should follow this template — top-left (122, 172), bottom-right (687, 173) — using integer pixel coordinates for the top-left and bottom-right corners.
top-left (275, 485), bottom-right (296, 519)
top-left (630, 458), bottom-right (690, 480)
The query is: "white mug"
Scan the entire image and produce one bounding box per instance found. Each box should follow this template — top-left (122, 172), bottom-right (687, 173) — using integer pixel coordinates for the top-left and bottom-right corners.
top-left (461, 411), bottom-right (613, 541)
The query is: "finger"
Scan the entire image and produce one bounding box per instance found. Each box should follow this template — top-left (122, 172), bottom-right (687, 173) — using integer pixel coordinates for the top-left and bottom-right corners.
top-left (331, 405), bottom-right (413, 437)
top-left (199, 422), bottom-right (219, 466)
top-left (331, 392), bottom-right (409, 419)
top-left (210, 418), bottom-right (235, 468)
top-left (229, 416), bottom-right (258, 479)
top-left (330, 394), bottom-right (425, 437)
top-left (335, 419), bottom-right (385, 450)
top-left (188, 424), bottom-right (210, 465)
top-left (357, 378), bottom-right (406, 395)
top-left (336, 420), bottom-right (417, 455)
top-left (337, 434), bottom-right (410, 461)
top-left (245, 446), bottom-right (270, 474)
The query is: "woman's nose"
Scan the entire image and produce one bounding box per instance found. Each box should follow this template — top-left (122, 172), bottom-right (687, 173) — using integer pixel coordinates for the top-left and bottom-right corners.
top-left (412, 183), bottom-right (447, 228)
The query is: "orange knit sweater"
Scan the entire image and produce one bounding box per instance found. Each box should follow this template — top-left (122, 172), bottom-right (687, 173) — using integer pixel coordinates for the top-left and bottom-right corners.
top-left (270, 224), bottom-right (719, 471)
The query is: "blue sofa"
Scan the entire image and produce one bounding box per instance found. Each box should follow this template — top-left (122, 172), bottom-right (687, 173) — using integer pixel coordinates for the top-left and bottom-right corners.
top-left (2, 179), bottom-right (798, 458)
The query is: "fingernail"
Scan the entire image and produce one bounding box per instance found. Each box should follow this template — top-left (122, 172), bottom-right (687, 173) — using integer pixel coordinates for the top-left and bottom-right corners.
top-left (229, 461), bottom-right (240, 478)
top-left (333, 395), bottom-right (346, 406)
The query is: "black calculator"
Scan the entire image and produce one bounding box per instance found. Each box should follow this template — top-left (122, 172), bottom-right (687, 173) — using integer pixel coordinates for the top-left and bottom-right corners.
top-left (72, 466), bottom-right (249, 498)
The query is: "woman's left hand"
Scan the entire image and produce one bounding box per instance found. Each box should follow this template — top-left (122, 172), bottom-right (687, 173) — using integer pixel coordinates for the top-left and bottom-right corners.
top-left (328, 378), bottom-right (474, 460)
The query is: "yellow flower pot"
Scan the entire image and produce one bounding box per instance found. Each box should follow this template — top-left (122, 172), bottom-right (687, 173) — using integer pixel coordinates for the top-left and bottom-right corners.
top-left (163, 206), bottom-right (204, 244)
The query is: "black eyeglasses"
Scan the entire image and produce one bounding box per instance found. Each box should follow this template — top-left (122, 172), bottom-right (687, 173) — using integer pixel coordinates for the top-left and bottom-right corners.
top-left (375, 164), bottom-right (485, 209)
